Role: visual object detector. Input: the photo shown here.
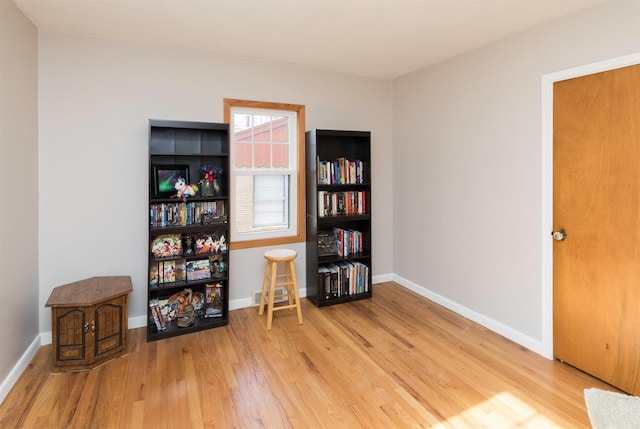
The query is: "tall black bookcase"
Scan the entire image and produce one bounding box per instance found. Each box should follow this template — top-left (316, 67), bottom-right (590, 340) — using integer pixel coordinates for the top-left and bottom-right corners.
top-left (305, 129), bottom-right (372, 307)
top-left (147, 119), bottom-right (230, 341)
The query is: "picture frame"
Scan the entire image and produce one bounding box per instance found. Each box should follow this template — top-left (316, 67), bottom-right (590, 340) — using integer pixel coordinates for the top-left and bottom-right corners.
top-left (152, 164), bottom-right (189, 197)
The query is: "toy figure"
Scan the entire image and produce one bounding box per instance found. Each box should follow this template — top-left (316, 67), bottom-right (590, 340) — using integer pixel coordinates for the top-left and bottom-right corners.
top-left (173, 177), bottom-right (198, 202)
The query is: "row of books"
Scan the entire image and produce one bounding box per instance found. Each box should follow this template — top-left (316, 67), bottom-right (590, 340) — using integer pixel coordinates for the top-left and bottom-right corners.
top-left (318, 261), bottom-right (369, 299)
top-left (149, 254), bottom-right (226, 287)
top-left (318, 190), bottom-right (366, 217)
top-left (317, 157), bottom-right (367, 185)
top-left (318, 227), bottom-right (365, 257)
top-left (150, 201), bottom-right (226, 229)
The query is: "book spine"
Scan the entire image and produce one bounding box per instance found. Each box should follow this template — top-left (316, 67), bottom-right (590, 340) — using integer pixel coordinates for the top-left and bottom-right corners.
top-left (149, 302), bottom-right (165, 331)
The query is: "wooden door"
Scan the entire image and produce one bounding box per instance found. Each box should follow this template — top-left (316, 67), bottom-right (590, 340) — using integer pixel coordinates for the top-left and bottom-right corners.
top-left (553, 64), bottom-right (640, 394)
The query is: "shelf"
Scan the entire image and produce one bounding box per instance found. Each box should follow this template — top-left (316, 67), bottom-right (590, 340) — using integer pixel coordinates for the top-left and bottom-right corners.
top-left (150, 152), bottom-right (229, 157)
top-left (150, 252), bottom-right (228, 263)
top-left (149, 275), bottom-right (228, 293)
top-left (317, 214), bottom-right (371, 224)
top-left (149, 196), bottom-right (228, 203)
top-left (318, 253), bottom-right (370, 264)
top-left (314, 291), bottom-right (373, 308)
top-left (317, 183), bottom-right (370, 190)
top-left (147, 315), bottom-right (227, 341)
top-left (150, 222), bottom-right (228, 236)
top-left (147, 119), bottom-right (230, 342)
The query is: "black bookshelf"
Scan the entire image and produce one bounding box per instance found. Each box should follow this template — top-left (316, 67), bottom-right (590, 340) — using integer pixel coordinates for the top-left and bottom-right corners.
top-left (305, 129), bottom-right (372, 307)
top-left (147, 119), bottom-right (230, 341)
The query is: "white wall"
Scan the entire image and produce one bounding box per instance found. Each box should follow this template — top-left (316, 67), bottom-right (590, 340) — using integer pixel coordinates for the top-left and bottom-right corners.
top-left (0, 0), bottom-right (39, 402)
top-left (393, 0), bottom-right (640, 354)
top-left (37, 31), bottom-right (394, 334)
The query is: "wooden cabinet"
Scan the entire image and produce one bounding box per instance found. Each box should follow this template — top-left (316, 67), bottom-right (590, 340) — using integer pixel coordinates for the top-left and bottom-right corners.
top-left (147, 120), bottom-right (230, 341)
top-left (305, 129), bottom-right (372, 306)
top-left (45, 276), bottom-right (132, 372)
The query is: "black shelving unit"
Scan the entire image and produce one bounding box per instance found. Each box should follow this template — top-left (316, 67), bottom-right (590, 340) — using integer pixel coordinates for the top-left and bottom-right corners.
top-left (305, 129), bottom-right (372, 307)
top-left (147, 119), bottom-right (230, 341)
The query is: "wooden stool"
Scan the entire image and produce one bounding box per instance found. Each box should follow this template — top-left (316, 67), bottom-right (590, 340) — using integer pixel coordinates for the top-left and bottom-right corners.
top-left (259, 249), bottom-right (303, 330)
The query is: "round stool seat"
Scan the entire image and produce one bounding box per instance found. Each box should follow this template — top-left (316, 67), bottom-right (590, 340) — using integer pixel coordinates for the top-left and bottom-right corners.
top-left (264, 249), bottom-right (297, 261)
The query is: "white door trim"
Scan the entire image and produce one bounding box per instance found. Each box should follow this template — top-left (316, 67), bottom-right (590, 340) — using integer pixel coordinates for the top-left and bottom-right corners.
top-left (540, 52), bottom-right (640, 359)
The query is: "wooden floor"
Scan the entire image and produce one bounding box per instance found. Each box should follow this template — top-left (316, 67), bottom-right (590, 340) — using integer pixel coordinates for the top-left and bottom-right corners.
top-left (0, 282), bottom-right (615, 428)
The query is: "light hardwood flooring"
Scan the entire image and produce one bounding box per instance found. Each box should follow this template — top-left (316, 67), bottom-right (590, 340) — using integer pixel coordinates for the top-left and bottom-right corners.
top-left (0, 282), bottom-right (616, 428)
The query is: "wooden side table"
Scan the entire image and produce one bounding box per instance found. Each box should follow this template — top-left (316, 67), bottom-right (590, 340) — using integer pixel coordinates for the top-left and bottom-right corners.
top-left (45, 276), bottom-right (132, 372)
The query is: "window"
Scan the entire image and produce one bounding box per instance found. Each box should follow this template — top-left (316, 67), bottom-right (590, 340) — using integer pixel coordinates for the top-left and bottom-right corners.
top-left (224, 99), bottom-right (305, 249)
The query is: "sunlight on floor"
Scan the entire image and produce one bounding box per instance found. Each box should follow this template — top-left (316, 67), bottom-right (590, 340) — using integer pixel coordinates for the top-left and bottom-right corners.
top-left (432, 391), bottom-right (562, 428)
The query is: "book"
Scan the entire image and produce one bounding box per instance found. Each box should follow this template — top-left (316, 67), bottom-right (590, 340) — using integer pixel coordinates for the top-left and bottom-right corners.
top-left (174, 259), bottom-right (186, 282)
top-left (209, 254), bottom-right (226, 278)
top-left (149, 262), bottom-right (160, 287)
top-left (186, 259), bottom-right (211, 281)
top-left (149, 300), bottom-right (166, 331)
top-left (318, 230), bottom-right (339, 257)
top-left (191, 290), bottom-right (204, 313)
top-left (318, 266), bottom-right (331, 299)
top-left (204, 283), bottom-right (223, 318)
top-left (161, 260), bottom-right (176, 284)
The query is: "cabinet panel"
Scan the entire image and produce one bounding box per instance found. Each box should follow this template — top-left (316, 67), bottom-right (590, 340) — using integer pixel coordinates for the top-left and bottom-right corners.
top-left (94, 299), bottom-right (126, 361)
top-left (55, 309), bottom-right (86, 364)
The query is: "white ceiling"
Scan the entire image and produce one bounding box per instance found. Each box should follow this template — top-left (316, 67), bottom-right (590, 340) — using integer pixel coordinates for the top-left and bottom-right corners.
top-left (13, 0), bottom-right (607, 79)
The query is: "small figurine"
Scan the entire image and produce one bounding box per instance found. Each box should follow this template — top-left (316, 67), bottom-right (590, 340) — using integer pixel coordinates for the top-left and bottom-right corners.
top-left (173, 177), bottom-right (198, 202)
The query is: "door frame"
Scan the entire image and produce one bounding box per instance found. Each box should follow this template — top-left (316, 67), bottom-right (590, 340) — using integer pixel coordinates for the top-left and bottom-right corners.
top-left (540, 52), bottom-right (640, 359)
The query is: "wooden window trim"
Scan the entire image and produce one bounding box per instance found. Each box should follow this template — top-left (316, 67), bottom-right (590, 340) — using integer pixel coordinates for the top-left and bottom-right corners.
top-left (224, 98), bottom-right (306, 250)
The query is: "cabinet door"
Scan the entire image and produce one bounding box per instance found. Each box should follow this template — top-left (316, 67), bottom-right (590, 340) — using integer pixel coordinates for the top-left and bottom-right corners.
top-left (92, 296), bottom-right (127, 363)
top-left (53, 308), bottom-right (88, 367)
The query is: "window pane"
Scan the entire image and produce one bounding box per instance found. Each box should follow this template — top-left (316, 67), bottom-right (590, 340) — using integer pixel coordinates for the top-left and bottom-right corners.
top-left (254, 121), bottom-right (271, 143)
top-left (234, 142), bottom-right (252, 168)
top-left (234, 174), bottom-right (253, 233)
top-left (254, 143), bottom-right (270, 168)
top-left (272, 143), bottom-right (288, 168)
top-left (233, 174), bottom-right (290, 233)
top-left (254, 175), bottom-right (289, 227)
top-left (233, 114), bottom-right (253, 142)
top-left (272, 116), bottom-right (288, 143)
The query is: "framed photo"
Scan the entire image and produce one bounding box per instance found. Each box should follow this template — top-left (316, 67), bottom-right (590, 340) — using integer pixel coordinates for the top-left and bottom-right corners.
top-left (152, 164), bottom-right (189, 197)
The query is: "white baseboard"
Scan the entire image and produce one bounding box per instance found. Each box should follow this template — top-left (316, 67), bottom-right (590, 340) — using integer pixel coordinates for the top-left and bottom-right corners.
top-left (0, 335), bottom-right (41, 406)
top-left (391, 274), bottom-right (547, 358)
top-left (129, 315), bottom-right (147, 329)
top-left (373, 273), bottom-right (393, 284)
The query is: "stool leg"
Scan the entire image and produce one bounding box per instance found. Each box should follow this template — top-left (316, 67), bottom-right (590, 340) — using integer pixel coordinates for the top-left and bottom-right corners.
top-left (258, 261), bottom-right (271, 316)
top-left (289, 260), bottom-right (303, 325)
top-left (266, 261), bottom-right (278, 330)
top-left (285, 262), bottom-right (294, 308)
